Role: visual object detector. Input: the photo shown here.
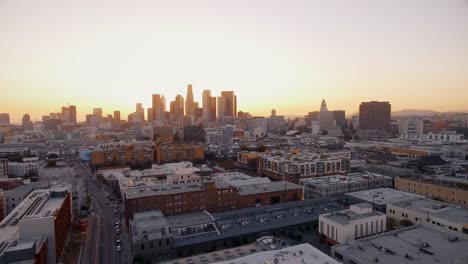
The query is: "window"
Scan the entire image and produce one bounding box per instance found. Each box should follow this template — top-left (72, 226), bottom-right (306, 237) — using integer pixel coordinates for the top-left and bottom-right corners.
top-left (355, 225), bottom-right (358, 238)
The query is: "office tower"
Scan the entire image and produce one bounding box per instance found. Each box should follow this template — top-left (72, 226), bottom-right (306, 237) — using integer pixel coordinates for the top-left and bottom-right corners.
top-left (152, 94), bottom-right (165, 121)
top-left (113, 111), bottom-right (121, 122)
top-left (318, 99), bottom-right (336, 130)
top-left (221, 91), bottom-right (236, 117)
top-left (210, 96), bottom-right (217, 121)
top-left (185, 84), bottom-right (194, 116)
top-left (271, 109), bottom-right (276, 117)
top-left (333, 110), bottom-right (346, 127)
top-left (217, 96), bottom-right (226, 119)
top-left (22, 114), bottom-right (31, 129)
top-left (136, 103), bottom-right (144, 121)
top-left (161, 95), bottom-right (166, 114)
top-left (174, 95), bottom-right (184, 118)
top-left (93, 108), bottom-right (103, 118)
top-left (61, 106), bottom-right (70, 122)
top-left (359, 101), bottom-right (391, 132)
top-left (147, 108), bottom-right (154, 122)
top-left (306, 111), bottom-right (319, 121)
top-left (69, 105), bottom-right (77, 123)
top-left (0, 113), bottom-right (9, 125)
top-left (202, 90), bottom-right (211, 121)
top-left (41, 115), bottom-right (49, 122)
top-left (169, 101), bottom-right (175, 115)
top-left (85, 114), bottom-right (93, 123)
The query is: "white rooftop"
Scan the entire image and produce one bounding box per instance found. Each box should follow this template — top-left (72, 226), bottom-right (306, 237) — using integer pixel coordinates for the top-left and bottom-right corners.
top-left (346, 188), bottom-right (424, 205)
top-left (215, 243), bottom-right (339, 264)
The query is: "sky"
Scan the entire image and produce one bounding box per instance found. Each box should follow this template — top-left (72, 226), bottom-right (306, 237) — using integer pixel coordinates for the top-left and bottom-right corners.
top-left (1, 0), bottom-right (468, 122)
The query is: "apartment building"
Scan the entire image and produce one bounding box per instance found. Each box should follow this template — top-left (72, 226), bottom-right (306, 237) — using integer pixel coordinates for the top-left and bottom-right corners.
top-left (257, 151), bottom-right (350, 183)
top-left (155, 142), bottom-right (204, 164)
top-left (0, 188), bottom-right (72, 264)
top-left (300, 172), bottom-right (393, 199)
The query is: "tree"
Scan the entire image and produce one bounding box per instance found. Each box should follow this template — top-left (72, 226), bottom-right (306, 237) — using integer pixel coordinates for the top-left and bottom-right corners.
top-left (400, 219), bottom-right (413, 227)
top-left (386, 217), bottom-right (397, 229)
top-left (48, 153), bottom-right (59, 159)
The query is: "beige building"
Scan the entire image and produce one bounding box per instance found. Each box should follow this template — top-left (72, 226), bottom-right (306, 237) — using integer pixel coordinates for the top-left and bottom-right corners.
top-left (319, 203), bottom-right (386, 245)
top-left (395, 176), bottom-right (468, 208)
top-left (387, 198), bottom-right (468, 235)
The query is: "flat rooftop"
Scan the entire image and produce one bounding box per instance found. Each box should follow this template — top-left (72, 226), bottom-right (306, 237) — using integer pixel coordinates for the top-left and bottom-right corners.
top-left (392, 198), bottom-right (468, 224)
top-left (167, 211), bottom-right (215, 229)
top-left (333, 225), bottom-right (468, 264)
top-left (237, 181), bottom-right (302, 196)
top-left (215, 243), bottom-right (339, 264)
top-left (300, 172), bottom-right (391, 186)
top-left (130, 210), bottom-right (170, 242)
top-left (322, 206), bottom-right (384, 225)
top-left (346, 188), bottom-right (423, 206)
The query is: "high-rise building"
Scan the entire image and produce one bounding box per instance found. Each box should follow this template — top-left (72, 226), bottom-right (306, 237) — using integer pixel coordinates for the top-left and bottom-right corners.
top-left (147, 108), bottom-right (154, 122)
top-left (210, 96), bottom-right (217, 121)
top-left (93, 108), bottom-right (103, 118)
top-left (271, 109), bottom-right (276, 117)
top-left (221, 91), bottom-right (236, 117)
top-left (61, 106), bottom-right (70, 123)
top-left (318, 100), bottom-right (336, 130)
top-left (113, 111), bottom-right (121, 123)
top-left (217, 96), bottom-right (226, 119)
top-left (174, 95), bottom-right (184, 118)
top-left (333, 110), bottom-right (346, 127)
top-left (359, 101), bottom-right (391, 132)
top-left (202, 90), bottom-right (211, 121)
top-left (85, 114), bottom-right (93, 124)
top-left (0, 113), bottom-right (9, 125)
top-left (185, 84), bottom-right (194, 116)
top-left (152, 94), bottom-right (164, 121)
top-left (136, 103), bottom-right (144, 121)
top-left (21, 114), bottom-right (31, 129)
top-left (69, 105), bottom-right (77, 123)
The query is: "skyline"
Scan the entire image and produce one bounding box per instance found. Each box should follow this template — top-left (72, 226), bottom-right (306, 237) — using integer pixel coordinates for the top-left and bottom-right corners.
top-left (1, 0), bottom-right (468, 122)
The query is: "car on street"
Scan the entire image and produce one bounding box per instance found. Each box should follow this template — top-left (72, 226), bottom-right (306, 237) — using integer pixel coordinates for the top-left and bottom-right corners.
top-left (116, 245), bottom-right (121, 252)
top-left (116, 228), bottom-right (120, 234)
top-left (116, 239), bottom-right (121, 244)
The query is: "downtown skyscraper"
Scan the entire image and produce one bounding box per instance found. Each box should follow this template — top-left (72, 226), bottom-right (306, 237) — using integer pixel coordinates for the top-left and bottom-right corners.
top-left (185, 84), bottom-right (195, 116)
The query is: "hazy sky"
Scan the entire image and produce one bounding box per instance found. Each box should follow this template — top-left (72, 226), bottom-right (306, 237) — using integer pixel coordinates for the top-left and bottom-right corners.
top-left (1, 0), bottom-right (468, 122)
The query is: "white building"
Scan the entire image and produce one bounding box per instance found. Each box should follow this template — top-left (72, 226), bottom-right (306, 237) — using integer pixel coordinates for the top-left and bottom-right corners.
top-left (386, 198), bottom-right (468, 235)
top-left (318, 100), bottom-right (336, 130)
top-left (8, 158), bottom-right (39, 177)
top-left (398, 117), bottom-right (423, 135)
top-left (319, 203), bottom-right (386, 244)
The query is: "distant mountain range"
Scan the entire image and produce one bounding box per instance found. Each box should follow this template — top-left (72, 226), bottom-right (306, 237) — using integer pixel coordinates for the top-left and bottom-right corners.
top-left (392, 109), bottom-right (468, 117)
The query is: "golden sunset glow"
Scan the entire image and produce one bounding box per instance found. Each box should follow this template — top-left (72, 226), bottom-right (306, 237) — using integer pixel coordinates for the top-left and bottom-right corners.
top-left (1, 0), bottom-right (468, 122)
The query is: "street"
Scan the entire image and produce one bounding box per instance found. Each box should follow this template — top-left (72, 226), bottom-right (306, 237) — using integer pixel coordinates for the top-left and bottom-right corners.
top-left (73, 159), bottom-right (132, 264)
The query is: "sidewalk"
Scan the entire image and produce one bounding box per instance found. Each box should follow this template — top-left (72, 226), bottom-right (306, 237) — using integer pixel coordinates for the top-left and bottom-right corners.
top-left (119, 214), bottom-right (133, 264)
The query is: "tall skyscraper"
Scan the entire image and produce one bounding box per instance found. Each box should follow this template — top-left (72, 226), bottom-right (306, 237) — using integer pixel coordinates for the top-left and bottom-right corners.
top-left (61, 106), bottom-right (70, 122)
top-left (221, 91), bottom-right (237, 117)
top-left (93, 108), bottom-right (103, 118)
top-left (113, 110), bottom-right (121, 123)
top-left (0, 113), bottom-right (10, 125)
top-left (152, 94), bottom-right (164, 121)
top-left (174, 94), bottom-right (184, 118)
top-left (359, 101), bottom-right (391, 132)
top-left (217, 96), bottom-right (226, 119)
top-left (210, 96), bottom-right (217, 121)
top-left (69, 105), bottom-right (77, 123)
top-left (318, 99), bottom-right (336, 130)
top-left (333, 110), bottom-right (346, 127)
top-left (271, 109), bottom-right (276, 117)
top-left (136, 103), bottom-right (144, 121)
top-left (147, 108), bottom-right (154, 122)
top-left (22, 114), bottom-right (31, 129)
top-left (202, 90), bottom-right (211, 121)
top-left (185, 84), bottom-right (194, 116)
